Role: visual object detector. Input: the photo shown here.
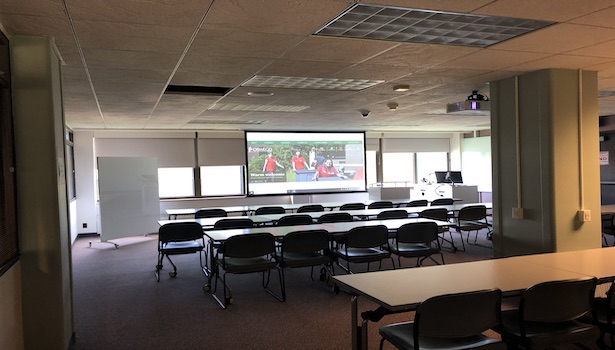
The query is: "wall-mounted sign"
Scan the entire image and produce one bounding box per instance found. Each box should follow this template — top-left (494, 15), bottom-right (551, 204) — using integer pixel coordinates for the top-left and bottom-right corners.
top-left (600, 150), bottom-right (609, 165)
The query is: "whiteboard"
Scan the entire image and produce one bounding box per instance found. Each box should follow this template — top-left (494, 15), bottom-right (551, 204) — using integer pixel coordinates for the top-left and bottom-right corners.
top-left (98, 157), bottom-right (160, 241)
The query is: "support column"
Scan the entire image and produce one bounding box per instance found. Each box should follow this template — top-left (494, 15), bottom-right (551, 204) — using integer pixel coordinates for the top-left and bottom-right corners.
top-left (491, 69), bottom-right (601, 257)
top-left (11, 35), bottom-right (73, 349)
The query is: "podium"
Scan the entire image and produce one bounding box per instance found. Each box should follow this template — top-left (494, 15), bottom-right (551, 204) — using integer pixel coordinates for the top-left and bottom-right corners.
top-left (410, 184), bottom-right (478, 203)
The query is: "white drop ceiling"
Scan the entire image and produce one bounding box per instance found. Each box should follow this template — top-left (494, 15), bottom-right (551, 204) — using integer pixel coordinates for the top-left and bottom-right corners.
top-left (3, 0), bottom-right (615, 133)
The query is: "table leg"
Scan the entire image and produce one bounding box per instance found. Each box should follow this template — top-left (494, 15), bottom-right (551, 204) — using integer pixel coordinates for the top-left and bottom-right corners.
top-left (351, 295), bottom-right (359, 350)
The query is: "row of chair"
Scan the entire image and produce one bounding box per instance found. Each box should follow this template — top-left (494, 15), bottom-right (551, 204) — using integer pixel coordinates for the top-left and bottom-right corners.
top-left (156, 220), bottom-right (446, 306)
top-left (192, 198), bottom-right (458, 219)
top-left (379, 277), bottom-right (604, 350)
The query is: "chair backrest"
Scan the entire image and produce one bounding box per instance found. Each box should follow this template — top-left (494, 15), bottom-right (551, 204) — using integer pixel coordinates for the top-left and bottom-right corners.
top-left (297, 204), bottom-right (325, 213)
top-left (213, 218), bottom-right (254, 230)
top-left (195, 208), bottom-right (227, 218)
top-left (345, 225), bottom-right (389, 248)
top-left (368, 201), bottom-right (394, 209)
top-left (404, 199), bottom-right (428, 207)
top-left (602, 214), bottom-right (614, 229)
top-left (255, 206), bottom-right (286, 215)
top-left (340, 202), bottom-right (365, 211)
top-left (318, 212), bottom-right (353, 223)
top-left (281, 229), bottom-right (329, 254)
top-left (458, 205), bottom-right (487, 221)
top-left (396, 222), bottom-right (439, 244)
top-left (222, 232), bottom-right (275, 258)
top-left (430, 198), bottom-right (454, 206)
top-left (276, 214), bottom-right (313, 226)
top-left (376, 209), bottom-right (408, 220)
top-left (520, 277), bottom-right (597, 323)
top-left (415, 289), bottom-right (502, 340)
top-left (419, 208), bottom-right (449, 221)
top-left (159, 222), bottom-right (204, 243)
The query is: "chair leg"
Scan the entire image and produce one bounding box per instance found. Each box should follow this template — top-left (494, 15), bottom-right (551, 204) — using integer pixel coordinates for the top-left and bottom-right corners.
top-left (156, 251), bottom-right (164, 282)
top-left (165, 255), bottom-right (178, 278)
top-left (262, 268), bottom-right (285, 302)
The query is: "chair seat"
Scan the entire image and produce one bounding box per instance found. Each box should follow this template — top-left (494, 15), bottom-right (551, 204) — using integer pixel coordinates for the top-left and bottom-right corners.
top-left (160, 241), bottom-right (204, 254)
top-left (334, 247), bottom-right (390, 262)
top-left (499, 309), bottom-right (600, 346)
top-left (380, 322), bottom-right (506, 350)
top-left (457, 222), bottom-right (488, 231)
top-left (390, 242), bottom-right (440, 256)
top-left (220, 256), bottom-right (278, 274)
top-left (280, 252), bottom-right (331, 269)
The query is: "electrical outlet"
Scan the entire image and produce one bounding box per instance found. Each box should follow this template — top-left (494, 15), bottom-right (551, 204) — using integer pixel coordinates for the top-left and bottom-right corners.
top-left (82, 223), bottom-right (87, 228)
top-left (577, 210), bottom-right (591, 222)
top-left (512, 207), bottom-right (524, 220)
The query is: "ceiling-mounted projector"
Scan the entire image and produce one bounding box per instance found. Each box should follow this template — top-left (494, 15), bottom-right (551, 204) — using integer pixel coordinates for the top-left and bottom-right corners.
top-left (446, 90), bottom-right (490, 115)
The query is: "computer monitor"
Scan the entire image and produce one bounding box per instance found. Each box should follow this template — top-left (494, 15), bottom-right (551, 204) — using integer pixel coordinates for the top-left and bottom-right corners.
top-left (434, 171), bottom-right (463, 184)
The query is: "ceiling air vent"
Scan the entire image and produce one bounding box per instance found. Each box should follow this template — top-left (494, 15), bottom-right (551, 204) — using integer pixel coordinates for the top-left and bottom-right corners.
top-left (164, 85), bottom-right (231, 96)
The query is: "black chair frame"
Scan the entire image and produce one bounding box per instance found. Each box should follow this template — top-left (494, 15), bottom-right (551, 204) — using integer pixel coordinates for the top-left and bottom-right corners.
top-left (332, 225), bottom-right (394, 274)
top-left (389, 222), bottom-right (444, 268)
top-left (209, 232), bottom-right (284, 308)
top-left (156, 222), bottom-right (206, 282)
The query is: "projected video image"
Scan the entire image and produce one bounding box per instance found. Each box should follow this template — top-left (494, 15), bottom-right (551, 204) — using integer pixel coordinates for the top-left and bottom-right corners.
top-left (245, 131), bottom-right (366, 196)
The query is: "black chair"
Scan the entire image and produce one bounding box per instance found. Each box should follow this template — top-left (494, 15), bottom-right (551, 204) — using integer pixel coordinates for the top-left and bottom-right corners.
top-left (210, 232), bottom-right (284, 308)
top-left (318, 212), bottom-right (354, 249)
top-left (453, 205), bottom-right (489, 252)
top-left (254, 206), bottom-right (286, 215)
top-left (318, 212), bottom-right (353, 223)
top-left (388, 221), bottom-right (444, 268)
top-left (340, 202), bottom-right (365, 211)
top-left (376, 209), bottom-right (408, 220)
top-left (332, 225), bottom-right (393, 274)
top-left (402, 199), bottom-right (428, 207)
top-left (276, 214), bottom-right (313, 226)
top-left (586, 280), bottom-right (615, 348)
top-left (195, 208), bottom-right (227, 219)
top-left (297, 204), bottom-right (325, 213)
top-left (419, 207), bottom-right (457, 252)
top-left (496, 277), bottom-right (599, 349)
top-left (368, 201), bottom-right (394, 209)
top-left (379, 289), bottom-right (505, 350)
top-left (156, 222), bottom-right (206, 282)
top-left (602, 214), bottom-right (615, 246)
top-left (213, 218), bottom-right (254, 230)
top-left (430, 198), bottom-right (454, 206)
top-left (278, 229), bottom-right (333, 300)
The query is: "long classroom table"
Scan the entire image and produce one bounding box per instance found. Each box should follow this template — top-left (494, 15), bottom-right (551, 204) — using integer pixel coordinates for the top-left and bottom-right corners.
top-left (162, 202), bottom-right (492, 227)
top-left (333, 246), bottom-right (615, 350)
top-left (164, 198), bottom-right (466, 219)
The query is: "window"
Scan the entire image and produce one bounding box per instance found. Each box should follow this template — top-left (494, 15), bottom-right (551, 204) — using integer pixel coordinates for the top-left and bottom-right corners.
top-left (416, 152), bottom-right (448, 184)
top-left (366, 150), bottom-right (377, 186)
top-left (158, 167), bottom-right (194, 198)
top-left (200, 166), bottom-right (245, 196)
top-left (65, 130), bottom-right (75, 200)
top-left (382, 152), bottom-right (415, 183)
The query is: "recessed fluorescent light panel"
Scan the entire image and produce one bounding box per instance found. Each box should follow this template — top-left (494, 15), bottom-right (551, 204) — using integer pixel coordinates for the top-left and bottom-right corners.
top-left (242, 75), bottom-right (384, 91)
top-left (315, 4), bottom-right (554, 48)
top-left (208, 103), bottom-right (309, 112)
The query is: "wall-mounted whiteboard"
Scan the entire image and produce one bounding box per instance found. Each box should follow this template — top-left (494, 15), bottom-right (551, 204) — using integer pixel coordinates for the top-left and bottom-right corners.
top-left (461, 137), bottom-right (492, 192)
top-left (97, 157), bottom-right (160, 242)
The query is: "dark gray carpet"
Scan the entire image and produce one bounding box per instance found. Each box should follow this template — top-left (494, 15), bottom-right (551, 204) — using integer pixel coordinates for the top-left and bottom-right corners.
top-left (69, 230), bottom-right (597, 349)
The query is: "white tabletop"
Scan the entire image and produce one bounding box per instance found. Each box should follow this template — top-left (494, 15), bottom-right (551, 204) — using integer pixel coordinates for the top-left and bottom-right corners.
top-left (512, 247), bottom-right (615, 282)
top-left (333, 256), bottom-right (590, 311)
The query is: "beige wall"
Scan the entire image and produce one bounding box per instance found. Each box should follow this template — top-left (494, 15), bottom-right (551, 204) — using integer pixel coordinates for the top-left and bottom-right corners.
top-left (0, 263), bottom-right (24, 350)
top-left (491, 69), bottom-right (601, 257)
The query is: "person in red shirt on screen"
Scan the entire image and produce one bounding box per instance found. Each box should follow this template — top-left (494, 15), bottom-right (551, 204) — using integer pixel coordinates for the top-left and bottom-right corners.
top-left (313, 159), bottom-right (348, 180)
top-left (262, 152), bottom-right (284, 180)
top-left (291, 151), bottom-right (309, 172)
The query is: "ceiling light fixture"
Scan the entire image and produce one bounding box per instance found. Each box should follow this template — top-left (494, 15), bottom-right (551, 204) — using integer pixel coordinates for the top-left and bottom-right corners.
top-left (247, 91), bottom-right (274, 96)
top-left (393, 85), bottom-right (409, 92)
top-left (387, 102), bottom-right (399, 111)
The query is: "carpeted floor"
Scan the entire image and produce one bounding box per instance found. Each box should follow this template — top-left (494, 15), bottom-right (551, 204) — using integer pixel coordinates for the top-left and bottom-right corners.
top-left (69, 229), bottom-right (600, 349)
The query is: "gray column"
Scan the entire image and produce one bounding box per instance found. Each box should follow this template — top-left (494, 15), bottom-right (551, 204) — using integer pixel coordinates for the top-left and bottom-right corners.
top-left (491, 69), bottom-right (601, 257)
top-left (11, 35), bottom-right (73, 349)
